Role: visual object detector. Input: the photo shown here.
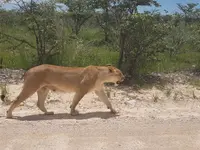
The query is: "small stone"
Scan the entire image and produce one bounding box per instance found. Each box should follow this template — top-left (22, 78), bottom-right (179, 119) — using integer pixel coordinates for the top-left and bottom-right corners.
top-left (124, 100), bottom-right (136, 107)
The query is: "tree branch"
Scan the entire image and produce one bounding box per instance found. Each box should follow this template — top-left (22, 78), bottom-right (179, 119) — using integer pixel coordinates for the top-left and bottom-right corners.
top-left (7, 41), bottom-right (24, 51)
top-left (0, 32), bottom-right (36, 49)
top-left (46, 41), bottom-right (59, 56)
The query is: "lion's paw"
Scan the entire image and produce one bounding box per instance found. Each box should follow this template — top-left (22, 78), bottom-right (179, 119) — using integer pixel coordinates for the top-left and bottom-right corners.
top-left (45, 111), bottom-right (54, 115)
top-left (110, 108), bottom-right (117, 114)
top-left (70, 110), bottom-right (79, 116)
top-left (6, 111), bottom-right (13, 119)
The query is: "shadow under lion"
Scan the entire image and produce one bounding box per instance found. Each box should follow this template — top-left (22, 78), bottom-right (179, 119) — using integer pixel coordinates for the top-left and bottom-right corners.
top-left (6, 111), bottom-right (119, 121)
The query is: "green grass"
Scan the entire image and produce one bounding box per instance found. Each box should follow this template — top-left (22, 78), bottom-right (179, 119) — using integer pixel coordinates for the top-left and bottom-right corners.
top-left (79, 28), bottom-right (103, 42)
top-left (189, 78), bottom-right (200, 87)
top-left (0, 51), bottom-right (33, 69)
top-left (59, 41), bottom-right (119, 67)
top-left (1, 43), bottom-right (200, 73)
top-left (0, 25), bottom-right (36, 69)
top-left (1, 25), bottom-right (200, 75)
top-left (140, 52), bottom-right (200, 74)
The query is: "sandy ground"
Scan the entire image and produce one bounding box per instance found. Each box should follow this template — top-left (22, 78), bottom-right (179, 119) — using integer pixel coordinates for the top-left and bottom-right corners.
top-left (1, 82), bottom-right (200, 150)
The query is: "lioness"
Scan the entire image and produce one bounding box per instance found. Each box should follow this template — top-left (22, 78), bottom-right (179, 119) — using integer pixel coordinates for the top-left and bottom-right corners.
top-left (6, 64), bottom-right (125, 118)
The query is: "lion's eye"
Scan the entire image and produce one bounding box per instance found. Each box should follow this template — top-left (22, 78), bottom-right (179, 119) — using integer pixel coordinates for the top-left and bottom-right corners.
top-left (109, 68), bottom-right (113, 73)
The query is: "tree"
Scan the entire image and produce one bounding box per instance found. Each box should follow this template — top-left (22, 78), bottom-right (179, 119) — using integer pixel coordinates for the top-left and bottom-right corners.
top-left (0, 0), bottom-right (64, 65)
top-left (58, 0), bottom-right (95, 35)
top-left (118, 13), bottom-right (168, 77)
top-left (116, 0), bottom-right (160, 69)
top-left (94, 0), bottom-right (112, 42)
top-left (176, 3), bottom-right (200, 52)
top-left (177, 3), bottom-right (200, 23)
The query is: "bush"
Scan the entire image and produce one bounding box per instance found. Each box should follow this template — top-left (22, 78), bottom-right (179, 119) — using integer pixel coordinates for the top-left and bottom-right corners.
top-left (118, 13), bottom-right (169, 77)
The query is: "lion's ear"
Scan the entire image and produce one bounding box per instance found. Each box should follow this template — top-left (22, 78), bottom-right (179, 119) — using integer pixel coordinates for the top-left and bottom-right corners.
top-left (108, 66), bottom-right (114, 73)
top-left (106, 64), bottom-right (113, 73)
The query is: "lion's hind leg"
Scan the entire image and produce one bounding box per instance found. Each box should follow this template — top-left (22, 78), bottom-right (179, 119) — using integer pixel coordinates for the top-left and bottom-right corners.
top-left (37, 87), bottom-right (54, 115)
top-left (70, 91), bottom-right (87, 116)
top-left (6, 82), bottom-right (40, 118)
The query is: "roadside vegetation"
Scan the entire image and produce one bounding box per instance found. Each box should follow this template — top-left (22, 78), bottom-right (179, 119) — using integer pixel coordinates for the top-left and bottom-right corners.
top-left (0, 0), bottom-right (200, 85)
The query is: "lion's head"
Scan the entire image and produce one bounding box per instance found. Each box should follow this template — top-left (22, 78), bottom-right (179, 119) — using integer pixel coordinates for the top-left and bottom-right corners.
top-left (97, 65), bottom-right (125, 85)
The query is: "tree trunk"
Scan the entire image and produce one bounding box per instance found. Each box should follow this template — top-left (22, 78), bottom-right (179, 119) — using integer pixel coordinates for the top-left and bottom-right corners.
top-left (0, 58), bottom-right (3, 69)
top-left (104, 0), bottom-right (109, 42)
top-left (104, 28), bottom-right (109, 42)
top-left (74, 22), bottom-right (80, 35)
top-left (118, 30), bottom-right (126, 69)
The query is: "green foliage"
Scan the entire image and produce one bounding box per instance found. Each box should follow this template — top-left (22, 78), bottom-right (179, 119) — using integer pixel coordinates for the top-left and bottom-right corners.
top-left (119, 13), bottom-right (169, 76)
top-left (58, 0), bottom-right (95, 35)
top-left (143, 52), bottom-right (200, 73)
top-left (53, 37), bottom-right (119, 66)
top-left (0, 0), bottom-right (200, 85)
top-left (1, 0), bottom-right (65, 65)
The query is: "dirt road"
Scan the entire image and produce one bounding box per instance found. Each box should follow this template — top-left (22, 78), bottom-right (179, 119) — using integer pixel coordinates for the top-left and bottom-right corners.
top-left (1, 115), bottom-right (200, 150)
top-left (1, 83), bottom-right (200, 150)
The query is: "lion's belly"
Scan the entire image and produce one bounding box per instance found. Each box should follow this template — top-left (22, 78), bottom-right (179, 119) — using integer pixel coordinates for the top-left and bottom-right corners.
top-left (44, 74), bottom-right (81, 92)
top-left (45, 83), bottom-right (79, 93)
top-left (47, 84), bottom-right (99, 92)
top-left (45, 82), bottom-right (102, 94)
top-left (44, 75), bottom-right (103, 93)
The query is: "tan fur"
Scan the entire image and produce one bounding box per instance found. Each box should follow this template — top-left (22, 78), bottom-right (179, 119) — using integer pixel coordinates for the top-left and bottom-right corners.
top-left (6, 64), bottom-right (125, 118)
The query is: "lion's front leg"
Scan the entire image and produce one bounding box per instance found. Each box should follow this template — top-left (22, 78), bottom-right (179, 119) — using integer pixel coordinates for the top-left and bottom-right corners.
top-left (95, 89), bottom-right (117, 114)
top-left (70, 91), bottom-right (86, 116)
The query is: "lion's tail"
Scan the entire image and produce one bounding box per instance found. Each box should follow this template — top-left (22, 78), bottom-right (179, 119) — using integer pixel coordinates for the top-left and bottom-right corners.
top-left (0, 85), bottom-right (7, 102)
top-left (1, 93), bottom-right (14, 105)
top-left (0, 94), bottom-right (5, 102)
top-left (1, 70), bottom-right (27, 105)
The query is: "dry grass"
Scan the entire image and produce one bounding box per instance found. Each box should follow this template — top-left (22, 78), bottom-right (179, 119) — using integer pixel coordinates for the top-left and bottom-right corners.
top-left (165, 88), bottom-right (172, 97)
top-left (189, 78), bottom-right (200, 87)
top-left (153, 94), bottom-right (159, 103)
top-left (192, 90), bottom-right (198, 99)
top-left (0, 84), bottom-right (7, 102)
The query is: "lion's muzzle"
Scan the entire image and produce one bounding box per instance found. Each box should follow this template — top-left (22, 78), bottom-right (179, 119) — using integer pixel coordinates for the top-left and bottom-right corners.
top-left (116, 76), bottom-right (125, 84)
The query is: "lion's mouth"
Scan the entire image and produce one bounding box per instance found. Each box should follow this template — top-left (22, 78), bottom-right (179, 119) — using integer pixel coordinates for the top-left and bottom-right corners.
top-left (115, 80), bottom-right (122, 86)
top-left (116, 78), bottom-right (125, 84)
top-left (114, 77), bottom-right (125, 86)
top-left (116, 81), bottom-right (121, 84)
